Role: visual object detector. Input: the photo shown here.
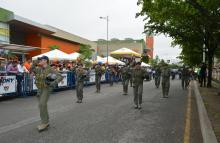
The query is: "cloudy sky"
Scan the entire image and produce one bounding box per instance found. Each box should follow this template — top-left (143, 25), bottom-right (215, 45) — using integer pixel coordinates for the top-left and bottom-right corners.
top-left (0, 0), bottom-right (181, 60)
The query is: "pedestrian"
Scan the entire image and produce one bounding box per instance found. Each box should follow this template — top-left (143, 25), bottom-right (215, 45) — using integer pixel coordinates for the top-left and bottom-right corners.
top-left (121, 64), bottom-right (131, 95)
top-left (200, 63), bottom-right (207, 87)
top-left (30, 56), bottom-right (63, 132)
top-left (95, 63), bottom-right (105, 93)
top-left (154, 66), bottom-right (161, 88)
top-left (75, 64), bottom-right (86, 103)
top-left (161, 63), bottom-right (171, 98)
top-left (132, 62), bottom-right (147, 109)
top-left (181, 66), bottom-right (189, 90)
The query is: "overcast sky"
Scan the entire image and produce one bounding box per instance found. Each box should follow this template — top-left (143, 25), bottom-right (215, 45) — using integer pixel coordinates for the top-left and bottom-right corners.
top-left (0, 0), bottom-right (181, 60)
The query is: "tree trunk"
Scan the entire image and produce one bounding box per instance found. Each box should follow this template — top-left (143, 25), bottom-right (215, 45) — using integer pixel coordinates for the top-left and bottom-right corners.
top-left (207, 50), bottom-right (213, 87)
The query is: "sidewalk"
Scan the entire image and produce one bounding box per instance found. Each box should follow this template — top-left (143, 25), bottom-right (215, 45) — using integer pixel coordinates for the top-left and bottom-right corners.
top-left (199, 81), bottom-right (220, 142)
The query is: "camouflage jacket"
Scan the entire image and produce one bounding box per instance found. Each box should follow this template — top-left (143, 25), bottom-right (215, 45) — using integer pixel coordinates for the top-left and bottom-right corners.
top-left (121, 66), bottom-right (131, 81)
top-left (76, 68), bottom-right (86, 82)
top-left (155, 67), bottom-right (162, 77)
top-left (30, 63), bottom-right (63, 89)
top-left (132, 68), bottom-right (147, 86)
top-left (162, 68), bottom-right (171, 80)
top-left (95, 65), bottom-right (105, 77)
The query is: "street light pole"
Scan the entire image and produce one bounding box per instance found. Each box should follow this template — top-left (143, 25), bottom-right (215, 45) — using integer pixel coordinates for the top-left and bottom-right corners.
top-left (100, 16), bottom-right (109, 64)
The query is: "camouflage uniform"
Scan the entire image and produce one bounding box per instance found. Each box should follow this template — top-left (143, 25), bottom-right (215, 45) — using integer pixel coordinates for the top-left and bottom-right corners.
top-left (161, 65), bottom-right (170, 98)
top-left (155, 67), bottom-right (162, 88)
top-left (31, 62), bottom-right (63, 125)
top-left (132, 66), bottom-right (147, 108)
top-left (121, 66), bottom-right (131, 95)
top-left (181, 67), bottom-right (189, 89)
top-left (75, 67), bottom-right (86, 103)
top-left (109, 67), bottom-right (114, 86)
top-left (95, 65), bottom-right (104, 93)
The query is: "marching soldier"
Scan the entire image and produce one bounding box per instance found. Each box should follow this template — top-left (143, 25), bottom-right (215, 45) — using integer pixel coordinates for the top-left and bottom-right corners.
top-left (161, 63), bottom-right (171, 98)
top-left (109, 66), bottom-right (114, 86)
top-left (95, 63), bottom-right (105, 93)
top-left (30, 56), bottom-right (63, 132)
top-left (155, 66), bottom-right (162, 88)
top-left (129, 64), bottom-right (133, 87)
top-left (121, 64), bottom-right (131, 95)
top-left (181, 66), bottom-right (189, 90)
top-left (132, 62), bottom-right (147, 109)
top-left (75, 64), bottom-right (86, 103)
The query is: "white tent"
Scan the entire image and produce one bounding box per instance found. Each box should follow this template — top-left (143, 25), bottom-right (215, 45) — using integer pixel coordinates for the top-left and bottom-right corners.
top-left (69, 52), bottom-right (80, 60)
top-left (96, 56), bottom-right (106, 63)
top-left (32, 49), bottom-right (73, 60)
top-left (103, 56), bottom-right (125, 65)
top-left (141, 62), bottom-right (151, 67)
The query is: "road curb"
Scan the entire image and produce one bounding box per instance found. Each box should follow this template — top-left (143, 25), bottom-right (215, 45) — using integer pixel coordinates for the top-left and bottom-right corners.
top-left (192, 81), bottom-right (218, 143)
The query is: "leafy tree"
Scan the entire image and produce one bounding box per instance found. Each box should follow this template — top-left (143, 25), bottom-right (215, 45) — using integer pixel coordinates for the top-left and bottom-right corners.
top-left (141, 55), bottom-right (149, 63)
top-left (137, 0), bottom-right (220, 87)
top-left (150, 55), bottom-right (160, 67)
top-left (78, 44), bottom-right (95, 60)
top-left (49, 45), bottom-right (60, 50)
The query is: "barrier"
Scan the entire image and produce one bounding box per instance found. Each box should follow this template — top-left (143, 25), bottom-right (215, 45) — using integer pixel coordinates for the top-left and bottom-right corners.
top-left (0, 70), bottom-right (120, 97)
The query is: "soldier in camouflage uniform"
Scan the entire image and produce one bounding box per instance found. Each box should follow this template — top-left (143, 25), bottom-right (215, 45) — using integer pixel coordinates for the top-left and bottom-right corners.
top-left (155, 66), bottom-right (162, 88)
top-left (30, 56), bottom-right (63, 132)
top-left (75, 64), bottom-right (86, 103)
top-left (95, 63), bottom-right (105, 93)
top-left (161, 64), bottom-right (171, 98)
top-left (132, 62), bottom-right (147, 109)
top-left (121, 64), bottom-right (131, 95)
top-left (109, 66), bottom-right (114, 86)
top-left (181, 66), bottom-right (189, 90)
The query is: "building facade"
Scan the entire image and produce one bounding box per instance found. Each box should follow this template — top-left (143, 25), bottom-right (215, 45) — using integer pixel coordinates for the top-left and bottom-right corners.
top-left (96, 38), bottom-right (148, 57)
top-left (146, 36), bottom-right (154, 59)
top-left (0, 7), bottom-right (97, 59)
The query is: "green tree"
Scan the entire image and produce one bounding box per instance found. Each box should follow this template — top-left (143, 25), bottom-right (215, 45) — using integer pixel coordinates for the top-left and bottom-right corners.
top-left (78, 44), bottom-right (95, 60)
top-left (49, 45), bottom-right (60, 50)
top-left (137, 0), bottom-right (220, 87)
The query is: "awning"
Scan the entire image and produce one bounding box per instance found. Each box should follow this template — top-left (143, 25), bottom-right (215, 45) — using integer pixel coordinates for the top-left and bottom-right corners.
top-left (32, 49), bottom-right (73, 60)
top-left (110, 48), bottom-right (141, 58)
top-left (0, 43), bottom-right (41, 53)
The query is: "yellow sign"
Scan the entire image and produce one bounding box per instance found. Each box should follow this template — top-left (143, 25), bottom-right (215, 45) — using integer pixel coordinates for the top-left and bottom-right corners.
top-left (0, 28), bottom-right (9, 37)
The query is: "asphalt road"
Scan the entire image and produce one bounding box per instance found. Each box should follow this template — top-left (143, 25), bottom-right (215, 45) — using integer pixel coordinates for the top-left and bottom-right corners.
top-left (0, 80), bottom-right (202, 143)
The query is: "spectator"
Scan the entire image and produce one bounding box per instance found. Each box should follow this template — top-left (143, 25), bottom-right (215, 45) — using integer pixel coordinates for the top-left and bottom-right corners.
top-left (17, 62), bottom-right (29, 73)
top-left (7, 61), bottom-right (18, 75)
top-left (24, 59), bottom-right (32, 71)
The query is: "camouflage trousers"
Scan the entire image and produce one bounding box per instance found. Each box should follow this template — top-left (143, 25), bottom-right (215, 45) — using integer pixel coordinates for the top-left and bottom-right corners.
top-left (122, 79), bottom-right (129, 94)
top-left (155, 76), bottom-right (161, 88)
top-left (37, 88), bottom-right (51, 124)
top-left (133, 84), bottom-right (143, 106)
top-left (162, 79), bottom-right (170, 97)
top-left (76, 81), bottom-right (84, 101)
top-left (95, 76), bottom-right (101, 92)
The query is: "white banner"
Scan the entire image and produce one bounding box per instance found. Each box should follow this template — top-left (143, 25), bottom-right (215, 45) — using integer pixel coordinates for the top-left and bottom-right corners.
top-left (89, 74), bottom-right (95, 83)
top-left (101, 75), bottom-right (106, 81)
top-left (0, 76), bottom-right (16, 94)
top-left (33, 76), bottom-right (37, 90)
top-left (58, 74), bottom-right (67, 87)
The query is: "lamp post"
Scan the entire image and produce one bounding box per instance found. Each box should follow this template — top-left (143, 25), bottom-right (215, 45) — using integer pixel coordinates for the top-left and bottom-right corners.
top-left (100, 16), bottom-right (109, 64)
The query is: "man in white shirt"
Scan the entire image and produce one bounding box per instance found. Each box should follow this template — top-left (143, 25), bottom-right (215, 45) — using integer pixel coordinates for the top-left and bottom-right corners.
top-left (17, 62), bottom-right (29, 73)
